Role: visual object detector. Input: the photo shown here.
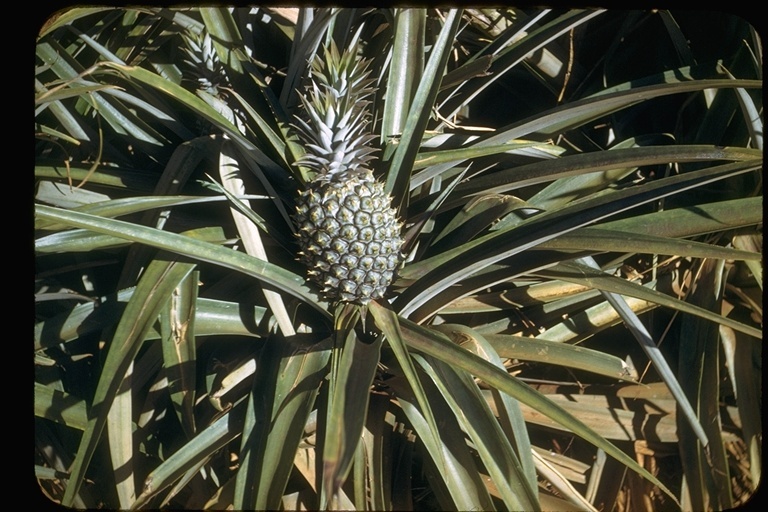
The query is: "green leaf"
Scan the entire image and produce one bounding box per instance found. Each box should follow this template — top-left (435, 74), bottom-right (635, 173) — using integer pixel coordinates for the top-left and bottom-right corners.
top-left (450, 145), bottom-right (761, 207)
top-left (596, 195), bottom-right (763, 237)
top-left (536, 227), bottom-right (762, 262)
top-left (413, 140), bottom-right (564, 171)
top-left (527, 136), bottom-right (664, 211)
top-left (133, 400), bottom-right (248, 509)
top-left (35, 162), bottom-right (158, 191)
top-left (34, 382), bottom-right (88, 431)
top-left (97, 61), bottom-right (285, 177)
top-left (438, 54), bottom-right (492, 92)
top-left (35, 293), bottom-right (268, 352)
top-left (417, 338), bottom-right (540, 510)
top-left (35, 194), bottom-right (240, 232)
top-left (37, 40), bottom-right (168, 145)
top-left (397, 159), bottom-right (761, 320)
top-left (401, 355), bottom-right (497, 510)
top-left (61, 258), bottom-right (195, 507)
top-left (381, 8), bottom-right (425, 144)
top-left (34, 205), bottom-right (327, 316)
top-left (160, 270), bottom-right (199, 438)
top-left (279, 8), bottom-right (335, 112)
top-left (439, 325), bottom-right (538, 495)
top-left (538, 261), bottom-right (762, 339)
top-left (238, 334), bottom-right (332, 510)
top-left (483, 76), bottom-right (762, 144)
top-left (485, 333), bottom-right (639, 382)
top-left (437, 9), bottom-right (604, 123)
top-left (200, 7), bottom-right (247, 75)
top-left (431, 194), bottom-right (532, 251)
top-left (396, 316), bottom-right (681, 505)
top-left (358, 394), bottom-right (396, 511)
top-left (385, 9), bottom-right (462, 210)
top-left (38, 7), bottom-right (118, 37)
top-left (370, 301), bottom-right (492, 511)
top-left (320, 305), bottom-right (382, 507)
top-left (216, 142), bottom-right (296, 336)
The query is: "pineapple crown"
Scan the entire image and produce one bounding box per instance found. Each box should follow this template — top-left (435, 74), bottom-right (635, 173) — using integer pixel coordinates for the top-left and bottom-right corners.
top-left (181, 30), bottom-right (228, 96)
top-left (293, 34), bottom-right (379, 181)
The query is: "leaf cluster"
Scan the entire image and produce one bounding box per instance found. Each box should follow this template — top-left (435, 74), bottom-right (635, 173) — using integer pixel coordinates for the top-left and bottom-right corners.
top-left (35, 7), bottom-right (762, 510)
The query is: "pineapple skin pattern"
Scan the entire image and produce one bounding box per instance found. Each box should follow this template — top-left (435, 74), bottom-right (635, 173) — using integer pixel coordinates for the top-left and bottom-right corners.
top-left (295, 171), bottom-right (403, 304)
top-left (292, 35), bottom-right (404, 305)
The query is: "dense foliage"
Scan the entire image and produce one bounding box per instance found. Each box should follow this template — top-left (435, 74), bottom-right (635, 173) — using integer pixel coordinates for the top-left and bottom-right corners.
top-left (35, 8), bottom-right (761, 511)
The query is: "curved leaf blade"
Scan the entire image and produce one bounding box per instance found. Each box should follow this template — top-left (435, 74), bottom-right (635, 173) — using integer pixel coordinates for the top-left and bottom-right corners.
top-left (34, 205), bottom-right (327, 316)
top-left (61, 259), bottom-right (195, 507)
top-left (397, 316), bottom-right (680, 505)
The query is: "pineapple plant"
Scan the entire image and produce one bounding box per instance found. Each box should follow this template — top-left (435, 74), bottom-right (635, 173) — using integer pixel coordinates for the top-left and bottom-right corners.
top-left (292, 35), bottom-right (404, 304)
top-left (35, 7), bottom-right (761, 511)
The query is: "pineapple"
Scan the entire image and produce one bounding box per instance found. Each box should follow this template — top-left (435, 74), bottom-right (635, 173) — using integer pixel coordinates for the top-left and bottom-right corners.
top-left (293, 36), bottom-right (404, 304)
top-left (180, 30), bottom-right (227, 97)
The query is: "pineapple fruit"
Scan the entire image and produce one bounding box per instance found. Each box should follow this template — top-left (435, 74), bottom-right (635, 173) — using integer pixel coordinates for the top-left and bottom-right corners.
top-left (293, 37), bottom-right (404, 304)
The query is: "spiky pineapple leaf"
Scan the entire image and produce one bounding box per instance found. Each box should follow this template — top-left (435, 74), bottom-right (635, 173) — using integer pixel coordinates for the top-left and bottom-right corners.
top-left (384, 9), bottom-right (462, 210)
top-left (35, 162), bottom-right (158, 191)
top-left (480, 76), bottom-right (762, 145)
top-left (34, 382), bottom-right (88, 431)
top-left (380, 8), bottom-right (425, 145)
top-left (35, 194), bottom-right (256, 232)
top-left (393, 313), bottom-right (680, 505)
top-left (280, 8), bottom-right (336, 113)
top-left (37, 40), bottom-right (170, 146)
top-left (419, 329), bottom-right (540, 510)
top-left (430, 194), bottom-right (531, 251)
top-left (35, 205), bottom-right (327, 315)
top-left (527, 135), bottom-right (668, 211)
top-left (413, 141), bottom-right (564, 171)
top-left (235, 334), bottom-right (331, 510)
top-left (484, 333), bottom-right (639, 382)
top-left (534, 227), bottom-right (761, 262)
top-left (397, 159), bottom-right (760, 320)
top-left (133, 399), bottom-right (248, 509)
top-left (39, 7), bottom-right (118, 37)
top-left (449, 145), bottom-right (760, 208)
top-left (595, 196), bottom-right (763, 238)
top-left (35, 292), bottom-right (269, 352)
top-left (97, 61), bottom-right (286, 178)
top-left (437, 9), bottom-right (605, 123)
top-left (537, 260), bottom-right (761, 339)
top-left (160, 270), bottom-right (199, 439)
top-left (61, 258), bottom-right (196, 507)
top-left (438, 324), bottom-right (538, 493)
top-left (319, 305), bottom-right (382, 507)
top-left (369, 301), bottom-right (494, 511)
